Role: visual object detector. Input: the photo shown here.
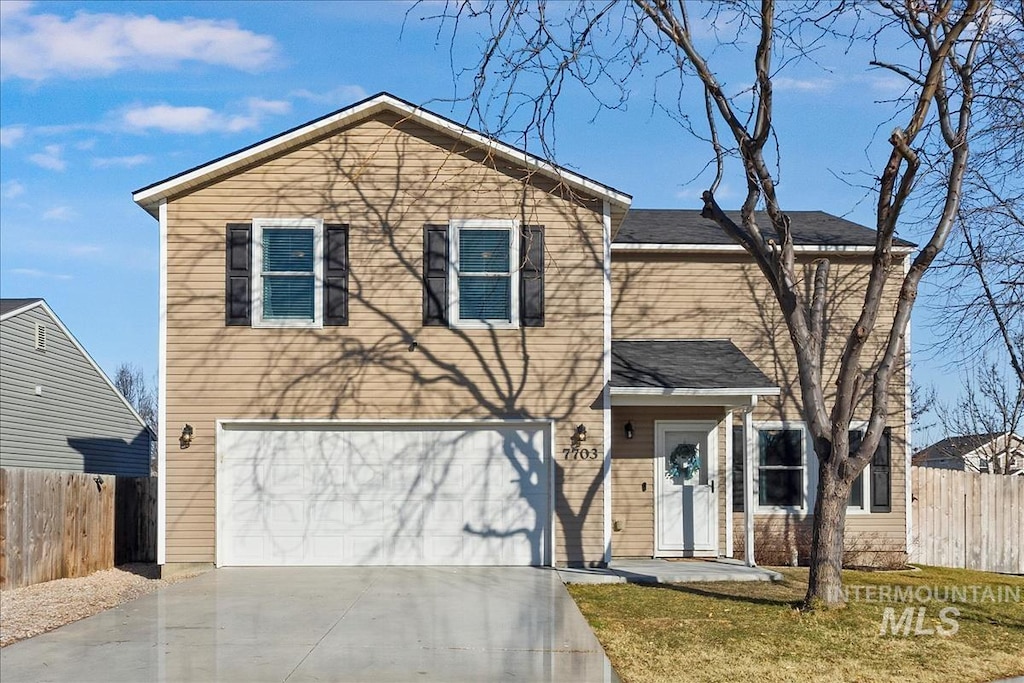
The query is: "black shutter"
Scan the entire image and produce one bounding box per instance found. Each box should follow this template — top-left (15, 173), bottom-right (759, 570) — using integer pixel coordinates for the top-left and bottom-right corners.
top-left (871, 427), bottom-right (892, 513)
top-left (732, 425), bottom-right (744, 511)
top-left (520, 225), bottom-right (545, 327)
top-left (423, 225), bottom-right (448, 325)
top-left (225, 223), bottom-right (252, 326)
top-left (324, 224), bottom-right (349, 326)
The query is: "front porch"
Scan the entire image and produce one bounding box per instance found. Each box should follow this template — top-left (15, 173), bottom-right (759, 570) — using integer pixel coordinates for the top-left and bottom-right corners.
top-left (608, 340), bottom-right (780, 566)
top-left (558, 559), bottom-right (782, 584)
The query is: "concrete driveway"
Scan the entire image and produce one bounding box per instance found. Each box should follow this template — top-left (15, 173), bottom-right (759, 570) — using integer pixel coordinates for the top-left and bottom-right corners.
top-left (0, 567), bottom-right (616, 682)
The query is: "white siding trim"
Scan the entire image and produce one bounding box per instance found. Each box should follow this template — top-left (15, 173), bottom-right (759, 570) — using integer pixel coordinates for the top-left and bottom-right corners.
top-left (743, 398), bottom-right (757, 566)
top-left (610, 386), bottom-right (781, 397)
top-left (133, 94), bottom-right (632, 216)
top-left (0, 299), bottom-right (45, 321)
top-left (602, 199), bottom-right (613, 564)
top-left (724, 410), bottom-right (734, 558)
top-left (612, 243), bottom-right (916, 255)
top-left (904, 253), bottom-right (913, 553)
top-left (158, 199), bottom-right (168, 566)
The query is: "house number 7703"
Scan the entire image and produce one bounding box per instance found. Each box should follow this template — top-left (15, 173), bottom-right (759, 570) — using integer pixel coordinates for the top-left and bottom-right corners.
top-left (563, 446), bottom-right (600, 460)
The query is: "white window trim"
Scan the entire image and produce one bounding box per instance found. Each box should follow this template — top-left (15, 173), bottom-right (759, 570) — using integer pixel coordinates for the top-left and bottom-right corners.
top-left (448, 218), bottom-right (520, 330)
top-left (847, 422), bottom-right (872, 515)
top-left (252, 217), bottom-right (324, 329)
top-left (755, 421), bottom-right (810, 514)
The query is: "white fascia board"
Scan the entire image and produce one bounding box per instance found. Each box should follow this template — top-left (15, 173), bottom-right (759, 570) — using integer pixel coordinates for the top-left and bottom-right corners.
top-left (611, 243), bottom-right (916, 255)
top-left (27, 301), bottom-right (153, 433)
top-left (217, 417), bottom-right (559, 430)
top-left (609, 386), bottom-right (781, 397)
top-left (0, 299), bottom-right (44, 321)
top-left (133, 94), bottom-right (632, 217)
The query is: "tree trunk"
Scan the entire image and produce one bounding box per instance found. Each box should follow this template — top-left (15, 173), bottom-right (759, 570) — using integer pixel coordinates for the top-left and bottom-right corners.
top-left (804, 460), bottom-right (851, 609)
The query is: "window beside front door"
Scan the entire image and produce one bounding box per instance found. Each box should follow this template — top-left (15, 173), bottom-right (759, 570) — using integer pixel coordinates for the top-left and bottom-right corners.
top-left (757, 426), bottom-right (806, 510)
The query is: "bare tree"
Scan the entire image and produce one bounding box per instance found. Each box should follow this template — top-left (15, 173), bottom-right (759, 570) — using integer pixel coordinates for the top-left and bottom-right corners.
top-left (937, 362), bottom-right (1024, 473)
top-left (113, 362), bottom-right (158, 434)
top-left (428, 0), bottom-right (1000, 607)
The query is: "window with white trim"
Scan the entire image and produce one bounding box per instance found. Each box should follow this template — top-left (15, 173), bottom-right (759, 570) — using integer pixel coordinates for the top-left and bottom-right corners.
top-left (252, 218), bottom-right (323, 327)
top-left (848, 428), bottom-right (870, 512)
top-left (449, 219), bottom-right (519, 328)
top-left (757, 425), bottom-right (806, 509)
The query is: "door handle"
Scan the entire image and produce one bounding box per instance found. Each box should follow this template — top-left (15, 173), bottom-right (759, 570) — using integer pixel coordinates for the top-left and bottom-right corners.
top-left (710, 480), bottom-right (715, 493)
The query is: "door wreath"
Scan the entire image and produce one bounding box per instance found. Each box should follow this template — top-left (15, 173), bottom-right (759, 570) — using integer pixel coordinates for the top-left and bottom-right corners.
top-left (666, 443), bottom-right (700, 479)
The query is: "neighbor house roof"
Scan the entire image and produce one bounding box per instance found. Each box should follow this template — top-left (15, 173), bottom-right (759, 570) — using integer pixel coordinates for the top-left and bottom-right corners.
top-left (610, 340), bottom-right (778, 394)
top-left (914, 433), bottom-right (1008, 463)
top-left (614, 209), bottom-right (916, 251)
top-left (133, 92), bottom-right (632, 218)
top-left (0, 298), bottom-right (44, 318)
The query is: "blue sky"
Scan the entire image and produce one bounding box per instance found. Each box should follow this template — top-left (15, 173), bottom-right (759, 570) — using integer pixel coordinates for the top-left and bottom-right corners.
top-left (0, 1), bottom-right (974, 443)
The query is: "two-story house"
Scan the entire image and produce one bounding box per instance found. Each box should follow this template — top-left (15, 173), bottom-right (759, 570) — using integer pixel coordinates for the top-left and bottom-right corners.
top-left (133, 93), bottom-right (910, 573)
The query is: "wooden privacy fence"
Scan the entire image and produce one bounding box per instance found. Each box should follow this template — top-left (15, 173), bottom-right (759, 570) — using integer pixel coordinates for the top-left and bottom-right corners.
top-left (0, 468), bottom-right (157, 590)
top-left (911, 466), bottom-right (1024, 574)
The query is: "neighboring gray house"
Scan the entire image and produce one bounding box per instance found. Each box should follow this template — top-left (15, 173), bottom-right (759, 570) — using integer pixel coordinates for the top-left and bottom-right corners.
top-left (0, 298), bottom-right (152, 476)
top-left (913, 432), bottom-right (1024, 476)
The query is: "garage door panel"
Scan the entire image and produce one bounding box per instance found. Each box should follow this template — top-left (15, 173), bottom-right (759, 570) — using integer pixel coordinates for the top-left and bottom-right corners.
top-left (220, 425), bottom-right (550, 566)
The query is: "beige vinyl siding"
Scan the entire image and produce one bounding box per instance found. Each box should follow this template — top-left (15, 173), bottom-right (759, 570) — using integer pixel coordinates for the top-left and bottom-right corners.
top-left (612, 252), bottom-right (908, 553)
top-left (164, 112), bottom-right (608, 564)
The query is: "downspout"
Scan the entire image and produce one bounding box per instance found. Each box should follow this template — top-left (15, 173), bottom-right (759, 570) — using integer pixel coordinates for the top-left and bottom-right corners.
top-left (743, 395), bottom-right (758, 567)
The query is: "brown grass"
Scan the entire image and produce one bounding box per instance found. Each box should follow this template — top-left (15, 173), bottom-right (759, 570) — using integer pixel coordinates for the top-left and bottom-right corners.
top-left (568, 565), bottom-right (1024, 683)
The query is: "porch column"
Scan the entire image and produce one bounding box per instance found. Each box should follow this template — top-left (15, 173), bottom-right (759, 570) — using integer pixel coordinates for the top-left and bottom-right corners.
top-left (743, 396), bottom-right (757, 567)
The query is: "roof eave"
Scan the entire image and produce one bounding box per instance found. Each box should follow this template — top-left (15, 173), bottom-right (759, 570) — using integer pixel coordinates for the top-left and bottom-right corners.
top-left (612, 243), bottom-right (917, 255)
top-left (132, 93), bottom-right (632, 218)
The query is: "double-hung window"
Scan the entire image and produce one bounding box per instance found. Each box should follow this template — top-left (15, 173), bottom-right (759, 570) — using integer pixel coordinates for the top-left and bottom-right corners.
top-left (449, 219), bottom-right (519, 328)
top-left (757, 424), bottom-right (806, 509)
top-left (252, 218), bottom-right (323, 328)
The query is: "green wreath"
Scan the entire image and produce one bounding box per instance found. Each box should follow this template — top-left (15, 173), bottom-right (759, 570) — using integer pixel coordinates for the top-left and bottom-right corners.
top-left (666, 443), bottom-right (700, 479)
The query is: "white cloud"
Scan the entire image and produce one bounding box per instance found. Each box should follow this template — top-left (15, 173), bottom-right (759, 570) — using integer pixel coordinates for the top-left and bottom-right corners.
top-left (675, 182), bottom-right (739, 201)
top-left (1, 6), bottom-right (278, 81)
top-left (290, 85), bottom-right (368, 107)
top-left (28, 144), bottom-right (66, 171)
top-left (43, 205), bottom-right (75, 221)
top-left (773, 76), bottom-right (835, 93)
top-left (9, 268), bottom-right (73, 281)
top-left (92, 154), bottom-right (151, 169)
top-left (2, 180), bottom-right (26, 199)
top-left (121, 98), bottom-right (290, 134)
top-left (1, 125), bottom-right (27, 147)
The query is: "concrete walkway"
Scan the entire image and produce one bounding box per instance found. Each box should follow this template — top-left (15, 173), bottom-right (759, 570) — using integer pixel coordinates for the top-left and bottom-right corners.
top-left (558, 559), bottom-right (782, 584)
top-left (0, 567), bottom-right (617, 683)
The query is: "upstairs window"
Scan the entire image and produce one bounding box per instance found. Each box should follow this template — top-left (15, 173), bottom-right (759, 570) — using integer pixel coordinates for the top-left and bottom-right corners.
top-left (253, 218), bottom-right (323, 328)
top-left (449, 220), bottom-right (519, 328)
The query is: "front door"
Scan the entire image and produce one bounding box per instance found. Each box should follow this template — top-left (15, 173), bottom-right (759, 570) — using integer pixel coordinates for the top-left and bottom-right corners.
top-left (655, 421), bottom-right (718, 554)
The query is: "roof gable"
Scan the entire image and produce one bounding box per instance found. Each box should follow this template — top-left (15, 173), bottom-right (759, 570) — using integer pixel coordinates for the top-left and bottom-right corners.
top-left (0, 298), bottom-right (44, 318)
top-left (132, 92), bottom-right (631, 217)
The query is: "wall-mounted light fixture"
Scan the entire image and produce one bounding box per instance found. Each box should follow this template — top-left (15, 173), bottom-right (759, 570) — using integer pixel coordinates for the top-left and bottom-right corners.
top-left (574, 424), bottom-right (587, 443)
top-left (179, 424), bottom-right (194, 449)
top-left (624, 421), bottom-right (634, 440)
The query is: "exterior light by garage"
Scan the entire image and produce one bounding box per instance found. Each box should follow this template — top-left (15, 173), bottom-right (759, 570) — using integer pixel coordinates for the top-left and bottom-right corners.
top-left (179, 424), bottom-right (194, 449)
top-left (624, 421), bottom-right (634, 440)
top-left (574, 424), bottom-right (587, 442)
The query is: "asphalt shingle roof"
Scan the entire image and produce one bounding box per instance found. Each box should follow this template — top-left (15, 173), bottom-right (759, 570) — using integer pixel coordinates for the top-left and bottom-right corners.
top-left (0, 298), bottom-right (43, 316)
top-left (913, 433), bottom-right (1003, 462)
top-left (615, 209), bottom-right (916, 248)
top-left (611, 340), bottom-right (777, 390)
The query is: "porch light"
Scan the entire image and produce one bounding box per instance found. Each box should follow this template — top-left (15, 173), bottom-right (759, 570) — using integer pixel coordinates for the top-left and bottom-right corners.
top-left (574, 424), bottom-right (587, 442)
top-left (624, 421), bottom-right (634, 440)
top-left (179, 424), bottom-right (194, 449)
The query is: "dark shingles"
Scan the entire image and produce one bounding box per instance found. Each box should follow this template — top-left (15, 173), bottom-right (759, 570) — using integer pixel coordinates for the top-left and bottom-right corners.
top-left (615, 209), bottom-right (916, 248)
top-left (913, 433), bottom-right (1002, 463)
top-left (0, 298), bottom-right (43, 316)
top-left (611, 340), bottom-right (776, 390)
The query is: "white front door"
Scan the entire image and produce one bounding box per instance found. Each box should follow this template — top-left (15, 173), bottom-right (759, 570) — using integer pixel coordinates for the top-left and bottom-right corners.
top-left (655, 421), bottom-right (718, 554)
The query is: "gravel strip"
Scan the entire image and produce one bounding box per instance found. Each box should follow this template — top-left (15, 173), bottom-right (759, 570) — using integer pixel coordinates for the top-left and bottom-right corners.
top-left (0, 563), bottom-right (203, 647)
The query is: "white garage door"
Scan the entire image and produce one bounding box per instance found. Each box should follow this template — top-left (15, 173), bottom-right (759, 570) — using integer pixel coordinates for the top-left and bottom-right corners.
top-left (218, 424), bottom-right (550, 566)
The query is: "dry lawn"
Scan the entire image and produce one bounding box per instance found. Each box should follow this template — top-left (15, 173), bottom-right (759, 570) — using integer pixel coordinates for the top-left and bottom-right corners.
top-left (568, 566), bottom-right (1024, 683)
